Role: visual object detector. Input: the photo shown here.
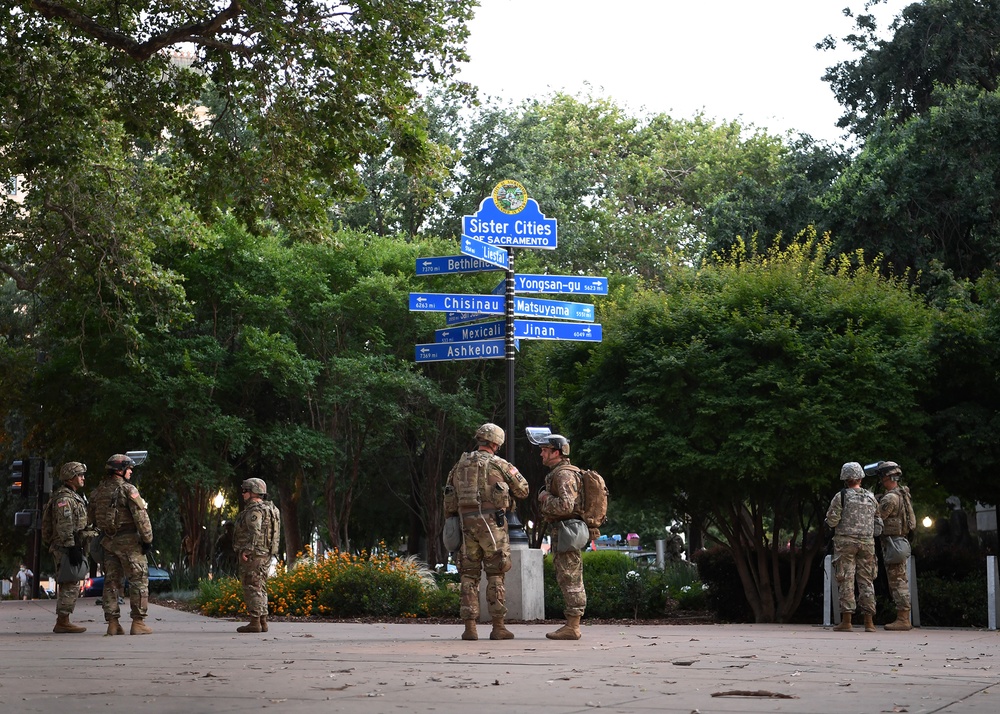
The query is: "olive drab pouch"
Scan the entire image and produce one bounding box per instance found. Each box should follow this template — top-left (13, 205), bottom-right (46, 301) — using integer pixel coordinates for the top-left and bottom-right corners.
top-left (89, 533), bottom-right (105, 564)
top-left (882, 535), bottom-right (911, 565)
top-left (901, 487), bottom-right (918, 538)
top-left (555, 518), bottom-right (591, 552)
top-left (443, 516), bottom-right (462, 552)
top-left (491, 481), bottom-right (511, 510)
top-left (57, 551), bottom-right (89, 584)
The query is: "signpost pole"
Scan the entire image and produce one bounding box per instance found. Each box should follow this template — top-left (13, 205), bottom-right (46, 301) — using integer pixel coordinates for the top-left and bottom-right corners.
top-left (504, 249), bottom-right (528, 546)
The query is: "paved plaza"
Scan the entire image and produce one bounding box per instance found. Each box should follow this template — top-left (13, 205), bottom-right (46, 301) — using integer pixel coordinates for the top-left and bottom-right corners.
top-left (2, 598), bottom-right (999, 713)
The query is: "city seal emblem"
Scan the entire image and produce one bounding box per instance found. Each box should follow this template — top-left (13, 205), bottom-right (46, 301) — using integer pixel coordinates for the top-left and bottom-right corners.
top-left (491, 180), bottom-right (528, 215)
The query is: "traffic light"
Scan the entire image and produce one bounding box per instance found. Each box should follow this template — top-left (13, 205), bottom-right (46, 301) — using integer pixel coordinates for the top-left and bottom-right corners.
top-left (10, 459), bottom-right (24, 496)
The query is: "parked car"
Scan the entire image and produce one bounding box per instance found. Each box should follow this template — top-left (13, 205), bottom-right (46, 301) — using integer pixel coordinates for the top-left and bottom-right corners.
top-left (82, 556), bottom-right (172, 598)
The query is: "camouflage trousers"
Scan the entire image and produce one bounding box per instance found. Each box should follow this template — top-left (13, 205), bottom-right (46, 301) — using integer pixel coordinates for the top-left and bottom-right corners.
top-left (49, 547), bottom-right (82, 616)
top-left (831, 535), bottom-right (877, 615)
top-left (550, 527), bottom-right (587, 618)
top-left (239, 554), bottom-right (271, 617)
top-left (102, 533), bottom-right (149, 621)
top-left (884, 559), bottom-right (911, 609)
top-left (457, 512), bottom-right (511, 620)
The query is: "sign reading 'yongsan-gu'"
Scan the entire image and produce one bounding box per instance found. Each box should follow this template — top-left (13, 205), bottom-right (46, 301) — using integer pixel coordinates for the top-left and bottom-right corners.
top-left (462, 179), bottom-right (557, 249)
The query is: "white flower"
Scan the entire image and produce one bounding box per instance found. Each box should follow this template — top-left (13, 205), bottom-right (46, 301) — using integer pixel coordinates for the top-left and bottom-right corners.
top-left (681, 585), bottom-right (691, 593)
top-left (626, 570), bottom-right (640, 580)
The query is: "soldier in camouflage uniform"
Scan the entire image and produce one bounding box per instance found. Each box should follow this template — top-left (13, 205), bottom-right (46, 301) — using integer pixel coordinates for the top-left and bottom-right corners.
top-left (825, 462), bottom-right (883, 633)
top-left (443, 423), bottom-right (529, 641)
top-left (877, 461), bottom-right (915, 631)
top-left (88, 454), bottom-right (154, 635)
top-left (233, 478), bottom-right (281, 633)
top-left (537, 434), bottom-right (588, 641)
top-left (44, 462), bottom-right (91, 633)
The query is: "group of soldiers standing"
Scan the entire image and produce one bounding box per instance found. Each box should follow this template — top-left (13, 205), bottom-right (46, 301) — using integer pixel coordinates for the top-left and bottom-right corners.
top-left (443, 423), bottom-right (593, 641)
top-left (825, 459), bottom-right (917, 632)
top-left (42, 454), bottom-right (280, 636)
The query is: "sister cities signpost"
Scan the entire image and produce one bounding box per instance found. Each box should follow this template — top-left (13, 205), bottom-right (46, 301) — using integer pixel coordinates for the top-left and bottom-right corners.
top-left (409, 180), bottom-right (607, 466)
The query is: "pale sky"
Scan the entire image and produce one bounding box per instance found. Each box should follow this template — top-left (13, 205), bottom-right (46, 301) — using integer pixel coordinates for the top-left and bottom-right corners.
top-left (459, 0), bottom-right (911, 145)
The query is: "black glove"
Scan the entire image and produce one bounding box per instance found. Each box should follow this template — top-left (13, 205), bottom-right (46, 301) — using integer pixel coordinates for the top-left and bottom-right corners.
top-left (141, 541), bottom-right (153, 555)
top-left (67, 546), bottom-right (84, 567)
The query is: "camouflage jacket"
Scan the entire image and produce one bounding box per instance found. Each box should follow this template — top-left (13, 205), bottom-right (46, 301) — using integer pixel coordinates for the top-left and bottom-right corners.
top-left (87, 475), bottom-right (153, 542)
top-left (47, 485), bottom-right (89, 549)
top-left (233, 499), bottom-right (281, 557)
top-left (825, 486), bottom-right (882, 539)
top-left (539, 459), bottom-right (583, 523)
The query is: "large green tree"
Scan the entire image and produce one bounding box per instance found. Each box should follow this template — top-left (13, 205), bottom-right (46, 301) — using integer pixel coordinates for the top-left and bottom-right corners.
top-left (550, 238), bottom-right (936, 622)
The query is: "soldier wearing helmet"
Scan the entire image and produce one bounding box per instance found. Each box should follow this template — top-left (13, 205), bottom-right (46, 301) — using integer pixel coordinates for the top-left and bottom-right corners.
top-left (87, 453), bottom-right (154, 635)
top-left (876, 461), bottom-right (916, 631)
top-left (43, 462), bottom-right (91, 633)
top-left (233, 478), bottom-right (281, 633)
top-left (825, 462), bottom-right (882, 633)
top-left (534, 431), bottom-right (589, 640)
top-left (443, 423), bottom-right (529, 641)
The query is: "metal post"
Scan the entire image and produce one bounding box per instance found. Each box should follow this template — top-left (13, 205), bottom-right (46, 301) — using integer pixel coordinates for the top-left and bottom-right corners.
top-left (31, 457), bottom-right (44, 599)
top-left (988, 555), bottom-right (998, 631)
top-left (504, 248), bottom-right (527, 546)
top-left (908, 556), bottom-right (920, 627)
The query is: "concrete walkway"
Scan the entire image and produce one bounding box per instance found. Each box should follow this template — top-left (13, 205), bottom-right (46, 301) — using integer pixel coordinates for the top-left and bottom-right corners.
top-left (2, 598), bottom-right (998, 713)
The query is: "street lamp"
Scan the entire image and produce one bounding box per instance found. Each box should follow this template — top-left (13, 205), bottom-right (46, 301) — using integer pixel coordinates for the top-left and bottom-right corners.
top-left (213, 492), bottom-right (226, 510)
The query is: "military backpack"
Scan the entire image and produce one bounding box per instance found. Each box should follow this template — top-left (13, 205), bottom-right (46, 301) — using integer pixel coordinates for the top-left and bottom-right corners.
top-left (577, 469), bottom-right (609, 530)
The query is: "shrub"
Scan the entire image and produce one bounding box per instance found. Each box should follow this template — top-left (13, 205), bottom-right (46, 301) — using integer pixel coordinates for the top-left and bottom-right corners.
top-left (915, 574), bottom-right (988, 627)
top-left (693, 546), bottom-right (754, 622)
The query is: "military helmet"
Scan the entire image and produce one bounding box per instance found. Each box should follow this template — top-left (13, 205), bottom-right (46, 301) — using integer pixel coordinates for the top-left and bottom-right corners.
top-left (545, 434), bottom-right (571, 456)
top-left (59, 461), bottom-right (87, 481)
top-left (877, 460), bottom-right (902, 480)
top-left (241, 478), bottom-right (267, 496)
top-left (474, 422), bottom-right (505, 447)
top-left (106, 453), bottom-right (136, 473)
top-left (840, 461), bottom-right (864, 481)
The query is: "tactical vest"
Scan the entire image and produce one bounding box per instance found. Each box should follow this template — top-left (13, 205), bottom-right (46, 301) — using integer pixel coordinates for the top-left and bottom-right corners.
top-left (92, 478), bottom-right (132, 536)
top-left (451, 451), bottom-right (511, 511)
top-left (835, 488), bottom-right (880, 538)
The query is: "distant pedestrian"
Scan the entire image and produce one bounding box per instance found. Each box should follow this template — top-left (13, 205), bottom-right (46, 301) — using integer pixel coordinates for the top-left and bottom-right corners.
top-left (233, 478), bottom-right (281, 633)
top-left (825, 462), bottom-right (882, 633)
top-left (16, 564), bottom-right (33, 600)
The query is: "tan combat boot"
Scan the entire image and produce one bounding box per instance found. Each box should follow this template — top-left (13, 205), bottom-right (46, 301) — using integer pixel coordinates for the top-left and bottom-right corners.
top-left (833, 612), bottom-right (853, 632)
top-left (237, 616), bottom-right (262, 633)
top-left (489, 617), bottom-right (514, 640)
top-left (130, 618), bottom-right (153, 635)
top-left (106, 617), bottom-right (125, 636)
top-left (53, 613), bottom-right (86, 634)
top-left (546, 615), bottom-right (582, 640)
top-left (884, 608), bottom-right (912, 631)
top-left (461, 619), bottom-right (478, 641)
top-left (259, 613), bottom-right (268, 632)
top-left (863, 613), bottom-right (876, 632)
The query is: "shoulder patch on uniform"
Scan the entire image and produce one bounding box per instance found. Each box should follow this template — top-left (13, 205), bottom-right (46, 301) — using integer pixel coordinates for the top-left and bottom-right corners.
top-left (56, 501), bottom-right (67, 507)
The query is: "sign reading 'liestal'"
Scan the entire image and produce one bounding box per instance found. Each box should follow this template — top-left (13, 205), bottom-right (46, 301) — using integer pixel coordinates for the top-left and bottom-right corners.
top-left (460, 235), bottom-right (509, 269)
top-left (415, 339), bottom-right (505, 363)
top-left (462, 180), bottom-right (557, 249)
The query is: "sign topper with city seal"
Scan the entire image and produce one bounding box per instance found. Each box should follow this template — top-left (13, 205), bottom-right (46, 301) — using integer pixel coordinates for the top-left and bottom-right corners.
top-left (462, 179), bottom-right (557, 249)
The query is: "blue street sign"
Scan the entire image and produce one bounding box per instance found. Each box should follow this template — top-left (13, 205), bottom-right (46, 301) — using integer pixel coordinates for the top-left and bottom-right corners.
top-left (460, 235), bottom-right (510, 269)
top-left (415, 340), bottom-right (505, 363)
top-left (514, 320), bottom-right (603, 342)
top-left (462, 197), bottom-right (557, 249)
top-left (444, 281), bottom-right (506, 325)
top-left (513, 274), bottom-right (608, 295)
top-left (415, 255), bottom-right (501, 276)
top-left (513, 296), bottom-right (595, 322)
top-left (409, 293), bottom-right (505, 314)
top-left (435, 319), bottom-right (506, 343)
